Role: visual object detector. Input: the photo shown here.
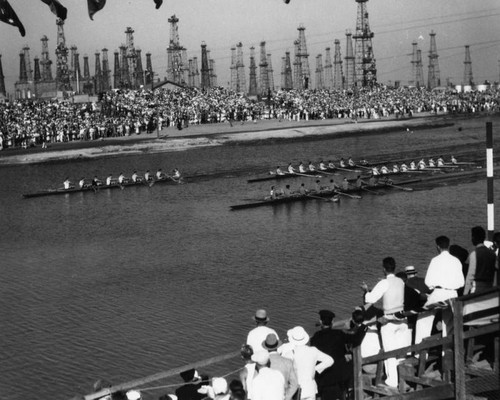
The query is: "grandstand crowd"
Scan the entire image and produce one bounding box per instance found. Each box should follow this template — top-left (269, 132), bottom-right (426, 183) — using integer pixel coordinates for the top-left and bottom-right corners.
top-left (1, 85), bottom-right (499, 150)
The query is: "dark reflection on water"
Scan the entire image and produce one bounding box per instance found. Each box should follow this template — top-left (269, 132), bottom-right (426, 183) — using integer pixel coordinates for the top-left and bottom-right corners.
top-left (0, 132), bottom-right (497, 400)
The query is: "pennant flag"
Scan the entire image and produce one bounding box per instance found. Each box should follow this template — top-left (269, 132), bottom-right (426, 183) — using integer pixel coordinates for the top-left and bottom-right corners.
top-left (88, 0), bottom-right (106, 20)
top-left (40, 0), bottom-right (67, 20)
top-left (0, 0), bottom-right (25, 36)
top-left (154, 0), bottom-right (163, 9)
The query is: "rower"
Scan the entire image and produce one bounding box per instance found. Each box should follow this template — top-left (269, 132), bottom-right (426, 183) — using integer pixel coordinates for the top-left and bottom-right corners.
top-left (92, 176), bottom-right (102, 187)
top-left (172, 168), bottom-right (181, 179)
top-left (428, 158), bottom-right (436, 167)
top-left (131, 171), bottom-right (141, 183)
top-left (392, 164), bottom-right (399, 173)
top-left (283, 184), bottom-right (292, 197)
top-left (328, 179), bottom-right (340, 191)
top-left (63, 177), bottom-right (73, 190)
top-left (144, 170), bottom-right (152, 182)
top-left (78, 177), bottom-right (86, 188)
top-left (437, 156), bottom-right (445, 167)
top-left (269, 185), bottom-right (278, 199)
top-left (288, 163), bottom-right (296, 174)
top-left (308, 161), bottom-right (316, 172)
top-left (339, 158), bottom-right (347, 168)
top-left (156, 169), bottom-right (165, 179)
top-left (118, 172), bottom-right (126, 184)
top-left (276, 166), bottom-right (285, 175)
top-left (355, 175), bottom-right (366, 188)
top-left (380, 165), bottom-right (390, 174)
top-left (341, 177), bottom-right (350, 191)
top-left (298, 183), bottom-right (308, 195)
top-left (451, 155), bottom-right (458, 164)
top-left (369, 174), bottom-right (378, 186)
top-left (409, 160), bottom-right (417, 170)
top-left (298, 162), bottom-right (307, 173)
top-left (313, 179), bottom-right (322, 193)
top-left (400, 163), bottom-right (409, 172)
top-left (319, 160), bottom-right (327, 171)
top-left (348, 157), bottom-right (356, 167)
top-left (328, 160), bottom-right (336, 169)
top-left (105, 174), bottom-right (113, 186)
top-left (371, 166), bottom-right (380, 175)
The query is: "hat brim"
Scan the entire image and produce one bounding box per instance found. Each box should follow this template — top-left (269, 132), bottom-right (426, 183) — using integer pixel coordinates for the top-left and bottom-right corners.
top-left (253, 316), bottom-right (269, 322)
top-left (262, 339), bottom-right (282, 351)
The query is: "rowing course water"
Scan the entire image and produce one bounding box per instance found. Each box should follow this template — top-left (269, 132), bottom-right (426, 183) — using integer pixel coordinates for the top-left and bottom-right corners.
top-left (1, 120), bottom-right (499, 400)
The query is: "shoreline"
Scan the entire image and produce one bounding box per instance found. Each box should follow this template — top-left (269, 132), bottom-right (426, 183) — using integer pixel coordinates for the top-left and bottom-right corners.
top-left (0, 112), bottom-right (466, 166)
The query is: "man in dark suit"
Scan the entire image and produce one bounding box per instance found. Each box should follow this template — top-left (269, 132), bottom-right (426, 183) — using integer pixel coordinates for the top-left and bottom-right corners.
top-left (175, 368), bottom-right (206, 400)
top-left (310, 310), bottom-right (348, 400)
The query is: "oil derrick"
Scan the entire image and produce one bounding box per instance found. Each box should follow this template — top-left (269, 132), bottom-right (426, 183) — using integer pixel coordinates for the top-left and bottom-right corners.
top-left (34, 58), bottom-right (41, 81)
top-left (15, 48), bottom-right (33, 98)
top-left (23, 46), bottom-right (33, 81)
top-left (166, 15), bottom-right (187, 85)
top-left (119, 45), bottom-right (129, 88)
top-left (463, 45), bottom-right (473, 87)
top-left (283, 51), bottom-right (293, 90)
top-left (18, 52), bottom-right (27, 82)
top-left (145, 52), bottom-right (153, 86)
top-left (55, 18), bottom-right (71, 91)
top-left (113, 51), bottom-right (120, 88)
top-left (280, 56), bottom-right (286, 89)
top-left (209, 58), bottom-right (217, 87)
top-left (74, 51), bottom-right (81, 91)
top-left (41, 36), bottom-right (53, 81)
top-left (193, 57), bottom-right (200, 87)
top-left (293, 39), bottom-right (303, 89)
top-left (69, 46), bottom-right (77, 80)
top-left (248, 46), bottom-right (258, 95)
top-left (94, 51), bottom-right (102, 93)
top-left (201, 42), bottom-right (210, 89)
top-left (125, 27), bottom-right (138, 89)
top-left (297, 24), bottom-right (311, 89)
top-left (259, 41), bottom-right (270, 95)
top-left (135, 48), bottom-right (143, 88)
top-left (230, 46), bottom-right (237, 91)
top-left (353, 0), bottom-right (376, 87)
top-left (0, 55), bottom-right (6, 96)
top-left (188, 59), bottom-right (195, 87)
top-left (410, 42), bottom-right (417, 86)
top-left (267, 53), bottom-right (274, 91)
top-left (315, 54), bottom-right (324, 89)
top-left (427, 30), bottom-right (440, 89)
top-left (102, 48), bottom-right (110, 91)
top-left (324, 47), bottom-right (333, 89)
top-left (236, 43), bottom-right (246, 93)
top-left (83, 54), bottom-right (93, 94)
top-left (344, 31), bottom-right (355, 88)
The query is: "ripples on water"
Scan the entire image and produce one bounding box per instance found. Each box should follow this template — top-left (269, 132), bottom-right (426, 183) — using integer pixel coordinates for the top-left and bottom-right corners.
top-left (0, 130), bottom-right (498, 400)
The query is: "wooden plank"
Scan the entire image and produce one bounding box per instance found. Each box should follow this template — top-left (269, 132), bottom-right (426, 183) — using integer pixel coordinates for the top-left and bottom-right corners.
top-left (453, 299), bottom-right (466, 400)
top-left (398, 374), bottom-right (445, 387)
top-left (84, 351), bottom-right (240, 400)
top-left (381, 383), bottom-right (454, 400)
top-left (353, 345), bottom-right (364, 400)
top-left (465, 374), bottom-right (500, 395)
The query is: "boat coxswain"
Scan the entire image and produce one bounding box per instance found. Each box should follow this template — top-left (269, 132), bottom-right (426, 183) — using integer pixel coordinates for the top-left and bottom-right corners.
top-left (298, 162), bottom-right (307, 173)
top-left (380, 165), bottom-right (390, 174)
top-left (288, 163), bottom-right (296, 174)
top-left (319, 160), bottom-right (327, 171)
top-left (63, 178), bottom-right (74, 189)
top-left (308, 161), bottom-right (316, 172)
top-left (339, 158), bottom-right (347, 168)
top-left (276, 166), bottom-right (285, 175)
top-left (409, 161), bottom-right (417, 170)
top-left (348, 157), bottom-right (356, 167)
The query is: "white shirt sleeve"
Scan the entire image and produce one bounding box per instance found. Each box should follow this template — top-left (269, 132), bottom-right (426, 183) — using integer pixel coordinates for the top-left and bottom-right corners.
top-left (364, 278), bottom-right (388, 304)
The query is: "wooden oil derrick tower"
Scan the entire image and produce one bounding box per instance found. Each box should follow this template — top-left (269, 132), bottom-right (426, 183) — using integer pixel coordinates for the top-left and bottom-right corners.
top-left (353, 0), bottom-right (376, 87)
top-left (333, 39), bottom-right (344, 89)
top-left (284, 51), bottom-right (293, 90)
top-left (33, 57), bottom-right (40, 82)
top-left (293, 40), bottom-right (303, 90)
top-left (416, 49), bottom-right (424, 88)
top-left (55, 18), bottom-right (71, 91)
top-left (344, 31), bottom-right (355, 88)
top-left (463, 45), bottom-right (473, 87)
top-left (230, 46), bottom-right (237, 91)
top-left (125, 27), bottom-right (138, 89)
top-left (209, 57), bottom-right (217, 87)
top-left (102, 48), bottom-right (111, 91)
top-left (427, 30), bottom-right (440, 89)
top-left (113, 51), bottom-right (120, 88)
top-left (248, 46), bottom-right (258, 96)
top-left (166, 15), bottom-right (187, 85)
top-left (73, 51), bottom-right (81, 92)
top-left (15, 46), bottom-right (35, 98)
top-left (82, 54), bottom-right (93, 94)
top-left (188, 59), bottom-right (195, 87)
top-left (145, 52), bottom-right (153, 87)
top-left (135, 48), bottom-right (143, 89)
top-left (119, 44), bottom-right (129, 88)
top-left (324, 47), bottom-right (333, 89)
top-left (23, 46), bottom-right (33, 82)
top-left (315, 54), bottom-right (324, 89)
top-left (94, 51), bottom-right (102, 93)
top-left (259, 41), bottom-right (269, 95)
top-left (41, 36), bottom-right (53, 81)
top-left (201, 42), bottom-right (210, 89)
top-left (236, 43), bottom-right (246, 93)
top-left (410, 42), bottom-right (425, 88)
top-left (0, 55), bottom-right (5, 96)
top-left (297, 24), bottom-right (310, 89)
top-left (267, 53), bottom-right (274, 91)
top-left (69, 45), bottom-right (76, 81)
top-left (193, 57), bottom-right (200, 87)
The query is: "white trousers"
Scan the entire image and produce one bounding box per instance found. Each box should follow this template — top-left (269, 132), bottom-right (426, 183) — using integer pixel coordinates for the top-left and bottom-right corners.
top-left (380, 321), bottom-right (411, 387)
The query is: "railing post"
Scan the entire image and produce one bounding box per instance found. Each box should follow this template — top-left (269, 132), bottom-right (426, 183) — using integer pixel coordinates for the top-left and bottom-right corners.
top-left (353, 345), bottom-right (364, 400)
top-left (453, 298), bottom-right (466, 400)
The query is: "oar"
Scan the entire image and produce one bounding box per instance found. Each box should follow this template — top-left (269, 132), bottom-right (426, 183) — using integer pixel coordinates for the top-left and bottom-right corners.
top-left (336, 166), bottom-right (361, 172)
top-left (317, 169), bottom-right (337, 176)
top-left (306, 194), bottom-right (337, 202)
top-left (361, 186), bottom-right (384, 195)
top-left (384, 182), bottom-right (413, 191)
top-left (293, 172), bottom-right (322, 178)
top-left (334, 190), bottom-right (362, 199)
top-left (354, 164), bottom-right (372, 170)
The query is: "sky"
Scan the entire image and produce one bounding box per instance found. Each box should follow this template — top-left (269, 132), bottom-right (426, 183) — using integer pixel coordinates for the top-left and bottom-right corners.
top-left (1, 0), bottom-right (500, 94)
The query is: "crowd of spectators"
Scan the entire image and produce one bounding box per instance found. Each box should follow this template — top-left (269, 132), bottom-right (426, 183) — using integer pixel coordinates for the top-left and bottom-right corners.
top-left (1, 85), bottom-right (499, 150)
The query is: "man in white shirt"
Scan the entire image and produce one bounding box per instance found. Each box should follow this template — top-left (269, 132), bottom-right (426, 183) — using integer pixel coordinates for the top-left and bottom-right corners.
top-left (251, 351), bottom-right (285, 400)
top-left (414, 236), bottom-right (465, 345)
top-left (361, 257), bottom-right (409, 389)
top-left (246, 309), bottom-right (279, 354)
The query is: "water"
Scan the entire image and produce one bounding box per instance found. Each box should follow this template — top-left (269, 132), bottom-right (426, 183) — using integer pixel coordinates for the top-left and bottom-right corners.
top-left (0, 125), bottom-right (498, 400)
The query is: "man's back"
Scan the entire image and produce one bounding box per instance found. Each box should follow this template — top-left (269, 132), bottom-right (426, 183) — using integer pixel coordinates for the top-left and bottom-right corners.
top-left (269, 352), bottom-right (299, 400)
top-left (310, 329), bottom-right (348, 385)
top-left (247, 326), bottom-right (278, 353)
